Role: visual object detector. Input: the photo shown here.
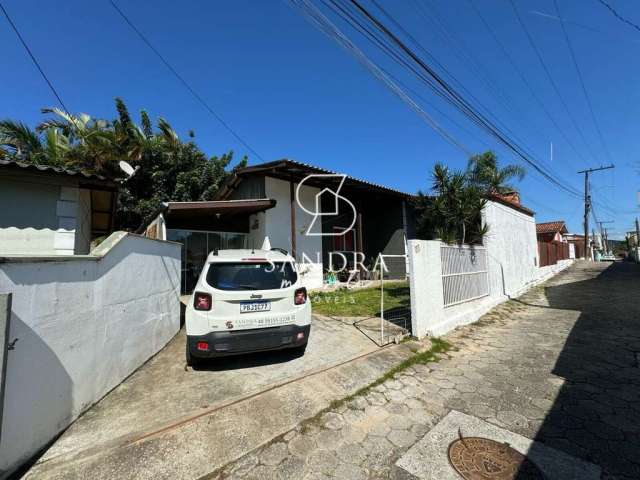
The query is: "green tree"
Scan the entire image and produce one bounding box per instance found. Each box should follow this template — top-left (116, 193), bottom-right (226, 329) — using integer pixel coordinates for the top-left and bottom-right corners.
top-left (0, 99), bottom-right (246, 230)
top-left (414, 151), bottom-right (523, 244)
top-left (0, 120), bottom-right (48, 162)
top-left (419, 163), bottom-right (487, 244)
top-left (466, 151), bottom-right (525, 194)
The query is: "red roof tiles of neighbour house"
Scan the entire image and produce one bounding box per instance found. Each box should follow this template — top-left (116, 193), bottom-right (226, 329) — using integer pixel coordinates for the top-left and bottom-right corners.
top-left (536, 221), bottom-right (568, 234)
top-left (488, 192), bottom-right (534, 216)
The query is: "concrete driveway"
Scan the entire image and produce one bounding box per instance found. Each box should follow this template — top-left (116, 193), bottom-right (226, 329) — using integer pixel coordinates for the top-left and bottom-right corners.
top-left (25, 314), bottom-right (383, 476)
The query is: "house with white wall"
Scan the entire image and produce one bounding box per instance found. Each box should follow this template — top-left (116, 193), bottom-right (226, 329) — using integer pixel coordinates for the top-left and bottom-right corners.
top-left (144, 159), bottom-right (414, 292)
top-left (0, 160), bottom-right (119, 255)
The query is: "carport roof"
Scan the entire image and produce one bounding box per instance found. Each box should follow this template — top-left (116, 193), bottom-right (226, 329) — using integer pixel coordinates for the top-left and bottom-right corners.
top-left (165, 198), bottom-right (276, 218)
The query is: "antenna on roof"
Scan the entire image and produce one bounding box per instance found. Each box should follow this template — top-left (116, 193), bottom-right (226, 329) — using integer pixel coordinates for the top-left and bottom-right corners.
top-left (251, 240), bottom-right (255, 254)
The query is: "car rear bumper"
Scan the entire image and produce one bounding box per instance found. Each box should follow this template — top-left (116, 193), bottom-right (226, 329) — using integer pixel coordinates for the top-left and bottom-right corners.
top-left (188, 324), bottom-right (310, 358)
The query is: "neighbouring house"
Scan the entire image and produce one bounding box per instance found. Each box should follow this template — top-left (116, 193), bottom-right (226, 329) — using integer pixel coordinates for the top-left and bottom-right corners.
top-left (0, 166), bottom-right (181, 478)
top-left (536, 220), bottom-right (571, 266)
top-left (0, 160), bottom-right (119, 255)
top-left (145, 159), bottom-right (415, 292)
top-left (535, 220), bottom-right (568, 243)
top-left (565, 233), bottom-right (587, 259)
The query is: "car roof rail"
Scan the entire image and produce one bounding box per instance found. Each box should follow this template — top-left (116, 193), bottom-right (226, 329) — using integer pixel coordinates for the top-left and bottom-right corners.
top-left (270, 247), bottom-right (289, 255)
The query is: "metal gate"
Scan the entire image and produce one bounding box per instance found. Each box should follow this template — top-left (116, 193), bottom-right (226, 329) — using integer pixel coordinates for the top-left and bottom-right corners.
top-left (441, 245), bottom-right (489, 307)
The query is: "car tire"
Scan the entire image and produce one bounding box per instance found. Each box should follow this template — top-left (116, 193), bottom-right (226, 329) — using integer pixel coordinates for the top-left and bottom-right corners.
top-left (292, 342), bottom-right (307, 356)
top-left (186, 344), bottom-right (199, 368)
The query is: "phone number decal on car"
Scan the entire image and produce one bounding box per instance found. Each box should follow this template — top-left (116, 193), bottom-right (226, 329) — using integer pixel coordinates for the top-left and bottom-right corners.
top-left (235, 314), bottom-right (295, 328)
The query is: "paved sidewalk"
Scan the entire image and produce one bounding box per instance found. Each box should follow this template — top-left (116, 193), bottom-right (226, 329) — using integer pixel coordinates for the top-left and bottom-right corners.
top-left (210, 261), bottom-right (640, 480)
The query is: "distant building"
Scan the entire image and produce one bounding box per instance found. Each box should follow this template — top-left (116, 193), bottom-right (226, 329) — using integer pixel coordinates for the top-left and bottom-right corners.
top-left (0, 160), bottom-right (119, 255)
top-left (564, 233), bottom-right (587, 259)
top-left (536, 221), bottom-right (568, 243)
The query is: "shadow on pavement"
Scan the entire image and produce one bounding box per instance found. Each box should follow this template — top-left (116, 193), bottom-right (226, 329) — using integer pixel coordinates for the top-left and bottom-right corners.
top-left (519, 262), bottom-right (640, 479)
top-left (192, 347), bottom-right (305, 372)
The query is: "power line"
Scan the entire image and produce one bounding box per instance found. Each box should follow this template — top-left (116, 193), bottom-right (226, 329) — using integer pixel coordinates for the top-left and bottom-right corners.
top-left (326, 0), bottom-right (539, 161)
top-left (553, 0), bottom-right (612, 163)
top-left (0, 1), bottom-right (70, 115)
top-left (336, 0), bottom-right (583, 198)
top-left (596, 0), bottom-right (640, 34)
top-left (380, 67), bottom-right (493, 151)
top-left (530, 9), bottom-right (640, 45)
top-left (108, 0), bottom-right (264, 161)
top-left (509, 0), bottom-right (599, 165)
top-left (290, 0), bottom-right (473, 154)
top-left (410, 0), bottom-right (537, 154)
top-left (468, 0), bottom-right (588, 170)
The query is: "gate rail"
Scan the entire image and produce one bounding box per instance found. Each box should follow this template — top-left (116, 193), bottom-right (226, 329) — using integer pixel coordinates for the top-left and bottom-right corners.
top-left (441, 245), bottom-right (489, 307)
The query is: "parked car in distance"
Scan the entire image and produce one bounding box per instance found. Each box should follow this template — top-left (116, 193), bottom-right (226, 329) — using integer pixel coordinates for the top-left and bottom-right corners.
top-left (600, 253), bottom-right (616, 262)
top-left (185, 248), bottom-right (311, 366)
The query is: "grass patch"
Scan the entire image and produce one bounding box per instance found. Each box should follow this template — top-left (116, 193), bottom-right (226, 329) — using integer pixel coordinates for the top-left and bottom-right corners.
top-left (311, 281), bottom-right (410, 317)
top-left (298, 337), bottom-right (451, 432)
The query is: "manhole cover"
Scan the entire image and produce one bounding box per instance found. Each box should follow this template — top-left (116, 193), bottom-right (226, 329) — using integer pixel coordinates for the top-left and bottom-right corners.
top-left (448, 436), bottom-right (543, 479)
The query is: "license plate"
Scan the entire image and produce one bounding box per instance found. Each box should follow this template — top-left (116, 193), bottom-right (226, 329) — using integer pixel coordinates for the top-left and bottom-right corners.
top-left (240, 300), bottom-right (271, 313)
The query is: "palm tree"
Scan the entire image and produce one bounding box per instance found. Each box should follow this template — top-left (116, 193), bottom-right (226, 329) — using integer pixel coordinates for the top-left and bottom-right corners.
top-left (427, 163), bottom-right (488, 244)
top-left (467, 151), bottom-right (525, 195)
top-left (0, 120), bottom-right (44, 160)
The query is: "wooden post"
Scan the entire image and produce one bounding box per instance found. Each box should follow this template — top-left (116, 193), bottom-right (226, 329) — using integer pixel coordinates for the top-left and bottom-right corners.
top-left (289, 180), bottom-right (297, 259)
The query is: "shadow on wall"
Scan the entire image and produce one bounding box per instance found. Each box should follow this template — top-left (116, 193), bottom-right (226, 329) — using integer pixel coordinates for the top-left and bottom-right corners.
top-left (0, 234), bottom-right (181, 478)
top-left (0, 315), bottom-right (72, 480)
top-left (517, 262), bottom-right (640, 479)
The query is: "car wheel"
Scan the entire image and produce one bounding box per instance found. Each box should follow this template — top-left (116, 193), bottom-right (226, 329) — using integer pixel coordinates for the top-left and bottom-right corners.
top-left (186, 343), bottom-right (199, 368)
top-left (292, 342), bottom-right (307, 356)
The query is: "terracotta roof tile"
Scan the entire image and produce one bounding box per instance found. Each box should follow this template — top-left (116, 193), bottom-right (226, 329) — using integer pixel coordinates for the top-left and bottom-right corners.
top-left (536, 221), bottom-right (567, 234)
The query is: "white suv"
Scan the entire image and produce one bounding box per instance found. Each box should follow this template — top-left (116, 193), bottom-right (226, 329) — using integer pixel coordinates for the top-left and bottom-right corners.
top-left (185, 248), bottom-right (312, 366)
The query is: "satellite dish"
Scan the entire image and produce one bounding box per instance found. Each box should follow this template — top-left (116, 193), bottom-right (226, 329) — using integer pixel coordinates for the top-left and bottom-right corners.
top-left (119, 160), bottom-right (139, 181)
top-left (119, 160), bottom-right (136, 178)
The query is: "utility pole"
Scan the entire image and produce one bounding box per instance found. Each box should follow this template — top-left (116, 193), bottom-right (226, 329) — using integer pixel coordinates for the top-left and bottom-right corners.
top-left (597, 220), bottom-right (614, 253)
top-left (578, 165), bottom-right (615, 260)
top-left (635, 218), bottom-right (640, 261)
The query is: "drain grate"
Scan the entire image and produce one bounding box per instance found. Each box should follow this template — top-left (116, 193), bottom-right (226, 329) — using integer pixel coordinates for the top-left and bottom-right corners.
top-left (448, 436), bottom-right (543, 479)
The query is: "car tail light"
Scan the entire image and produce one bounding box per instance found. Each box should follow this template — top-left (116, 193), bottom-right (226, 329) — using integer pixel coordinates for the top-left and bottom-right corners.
top-left (194, 292), bottom-right (212, 311)
top-left (294, 287), bottom-right (307, 305)
top-left (196, 342), bottom-right (209, 351)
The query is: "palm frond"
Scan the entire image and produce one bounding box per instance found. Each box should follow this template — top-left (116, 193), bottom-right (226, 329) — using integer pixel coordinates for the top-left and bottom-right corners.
top-left (0, 120), bottom-right (43, 156)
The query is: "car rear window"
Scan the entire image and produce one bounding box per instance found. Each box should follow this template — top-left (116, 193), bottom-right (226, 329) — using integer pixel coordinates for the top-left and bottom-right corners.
top-left (206, 262), bottom-right (298, 291)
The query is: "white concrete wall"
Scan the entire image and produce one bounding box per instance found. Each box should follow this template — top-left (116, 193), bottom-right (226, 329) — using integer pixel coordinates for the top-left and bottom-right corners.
top-left (482, 200), bottom-right (539, 298)
top-left (264, 177), bottom-right (323, 289)
top-left (0, 233), bottom-right (181, 476)
top-left (407, 240), bottom-right (444, 338)
top-left (409, 201), bottom-right (573, 338)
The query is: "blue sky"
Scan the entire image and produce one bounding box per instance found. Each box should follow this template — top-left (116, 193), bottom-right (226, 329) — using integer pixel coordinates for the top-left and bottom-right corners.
top-left (1, 0), bottom-right (639, 238)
